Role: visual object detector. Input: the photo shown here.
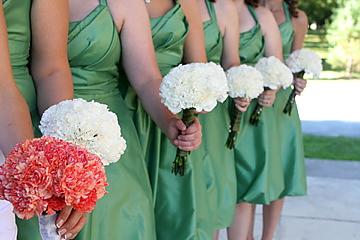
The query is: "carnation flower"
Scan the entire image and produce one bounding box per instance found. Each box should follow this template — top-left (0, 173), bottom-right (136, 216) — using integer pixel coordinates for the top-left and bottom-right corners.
top-left (226, 65), bottom-right (264, 99)
top-left (286, 48), bottom-right (322, 78)
top-left (255, 56), bottom-right (293, 89)
top-left (0, 136), bottom-right (108, 219)
top-left (40, 98), bottom-right (127, 166)
top-left (160, 62), bottom-right (229, 114)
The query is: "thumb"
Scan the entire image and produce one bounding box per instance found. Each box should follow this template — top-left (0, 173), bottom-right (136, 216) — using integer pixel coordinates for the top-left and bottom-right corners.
top-left (175, 119), bottom-right (186, 131)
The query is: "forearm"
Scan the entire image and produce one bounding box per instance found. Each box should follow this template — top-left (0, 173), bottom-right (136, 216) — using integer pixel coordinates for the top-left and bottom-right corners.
top-left (34, 69), bottom-right (73, 114)
top-left (0, 90), bottom-right (34, 155)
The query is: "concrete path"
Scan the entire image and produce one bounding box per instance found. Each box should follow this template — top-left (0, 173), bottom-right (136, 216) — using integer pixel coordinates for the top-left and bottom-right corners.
top-left (219, 159), bottom-right (360, 240)
top-left (295, 80), bottom-right (360, 137)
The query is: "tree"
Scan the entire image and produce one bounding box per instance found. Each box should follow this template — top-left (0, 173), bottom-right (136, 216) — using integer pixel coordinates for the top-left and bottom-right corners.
top-left (299, 0), bottom-right (340, 27)
top-left (327, 0), bottom-right (360, 74)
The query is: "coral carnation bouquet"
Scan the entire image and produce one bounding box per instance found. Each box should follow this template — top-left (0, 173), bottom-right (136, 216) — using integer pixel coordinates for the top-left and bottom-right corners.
top-left (0, 136), bottom-right (107, 239)
top-left (160, 62), bottom-right (228, 176)
top-left (283, 49), bottom-right (323, 115)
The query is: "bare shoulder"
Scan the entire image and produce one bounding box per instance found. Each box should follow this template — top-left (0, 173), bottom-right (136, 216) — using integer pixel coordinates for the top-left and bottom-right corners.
top-left (292, 9), bottom-right (308, 31)
top-left (255, 6), bottom-right (274, 24)
top-left (214, 0), bottom-right (236, 12)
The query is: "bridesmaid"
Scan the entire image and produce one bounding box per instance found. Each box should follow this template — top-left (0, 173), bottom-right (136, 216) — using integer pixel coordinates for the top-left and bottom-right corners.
top-left (0, 4), bottom-right (33, 239)
top-left (227, 0), bottom-right (285, 240)
top-left (66, 0), bottom-right (201, 239)
top-left (139, 1), bottom-right (209, 239)
top-left (196, 0), bottom-right (250, 238)
top-left (2, 0), bottom-right (78, 239)
top-left (258, 0), bottom-right (308, 238)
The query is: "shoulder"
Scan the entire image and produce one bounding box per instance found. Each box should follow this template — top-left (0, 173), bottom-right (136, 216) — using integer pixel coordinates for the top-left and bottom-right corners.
top-left (255, 6), bottom-right (277, 28)
top-left (292, 9), bottom-right (308, 31)
top-left (214, 0), bottom-right (238, 21)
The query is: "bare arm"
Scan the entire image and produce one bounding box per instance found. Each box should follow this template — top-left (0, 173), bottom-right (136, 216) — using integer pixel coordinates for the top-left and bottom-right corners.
top-left (0, 5), bottom-right (33, 155)
top-left (30, 0), bottom-right (73, 114)
top-left (180, 0), bottom-right (207, 63)
top-left (291, 10), bottom-right (308, 51)
top-left (257, 6), bottom-right (283, 60)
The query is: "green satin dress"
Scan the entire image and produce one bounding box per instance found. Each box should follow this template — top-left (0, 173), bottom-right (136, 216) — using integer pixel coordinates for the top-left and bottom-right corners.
top-left (2, 0), bottom-right (40, 137)
top-left (120, 3), bottom-right (205, 239)
top-left (274, 2), bottom-right (306, 198)
top-left (17, 1), bottom-right (157, 240)
top-left (233, 5), bottom-right (284, 205)
top-left (198, 0), bottom-right (236, 230)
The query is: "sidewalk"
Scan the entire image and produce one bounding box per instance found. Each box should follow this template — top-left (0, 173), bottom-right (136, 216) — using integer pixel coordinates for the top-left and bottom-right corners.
top-left (219, 159), bottom-right (360, 240)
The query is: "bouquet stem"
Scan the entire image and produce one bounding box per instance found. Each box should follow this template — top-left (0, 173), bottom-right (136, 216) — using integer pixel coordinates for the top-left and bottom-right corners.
top-left (283, 71), bottom-right (305, 116)
top-left (249, 103), bottom-right (263, 126)
top-left (226, 104), bottom-right (242, 149)
top-left (39, 214), bottom-right (61, 240)
top-left (172, 108), bottom-right (196, 176)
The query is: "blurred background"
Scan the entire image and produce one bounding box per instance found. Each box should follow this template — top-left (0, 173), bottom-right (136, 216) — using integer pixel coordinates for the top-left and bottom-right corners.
top-left (220, 1), bottom-right (360, 239)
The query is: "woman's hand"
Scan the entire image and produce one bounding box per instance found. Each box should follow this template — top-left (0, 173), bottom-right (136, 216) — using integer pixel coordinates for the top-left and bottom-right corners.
top-left (56, 206), bottom-right (87, 240)
top-left (167, 117), bottom-right (202, 152)
top-left (293, 77), bottom-right (307, 95)
top-left (258, 89), bottom-right (276, 107)
top-left (234, 97), bottom-right (251, 112)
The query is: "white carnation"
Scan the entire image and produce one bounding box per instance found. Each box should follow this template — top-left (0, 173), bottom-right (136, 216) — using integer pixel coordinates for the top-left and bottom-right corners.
top-left (226, 65), bottom-right (264, 99)
top-left (286, 48), bottom-right (322, 78)
top-left (255, 56), bottom-right (293, 89)
top-left (160, 62), bottom-right (229, 113)
top-left (39, 98), bottom-right (126, 166)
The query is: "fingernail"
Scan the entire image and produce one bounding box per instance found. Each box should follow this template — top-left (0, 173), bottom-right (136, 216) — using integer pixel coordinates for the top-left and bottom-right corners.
top-left (65, 233), bottom-right (72, 239)
top-left (58, 229), bottom-right (67, 235)
top-left (56, 220), bottom-right (64, 228)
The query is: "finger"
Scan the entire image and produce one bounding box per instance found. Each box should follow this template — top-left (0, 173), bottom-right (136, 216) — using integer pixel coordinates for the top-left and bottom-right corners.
top-left (64, 216), bottom-right (87, 240)
top-left (177, 133), bottom-right (197, 142)
top-left (58, 211), bottom-right (83, 237)
top-left (185, 118), bottom-right (201, 135)
top-left (56, 206), bottom-right (72, 228)
top-left (177, 140), bottom-right (200, 151)
top-left (175, 119), bottom-right (186, 131)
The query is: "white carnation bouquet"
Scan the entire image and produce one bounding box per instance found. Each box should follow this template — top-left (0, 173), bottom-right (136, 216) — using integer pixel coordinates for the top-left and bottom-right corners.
top-left (250, 56), bottom-right (293, 125)
top-left (160, 62), bottom-right (228, 176)
top-left (284, 48), bottom-right (323, 115)
top-left (226, 65), bottom-right (264, 149)
top-left (40, 98), bottom-right (127, 166)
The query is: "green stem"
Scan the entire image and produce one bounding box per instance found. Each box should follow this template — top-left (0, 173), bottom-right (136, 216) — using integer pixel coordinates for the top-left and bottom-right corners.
top-left (283, 71), bottom-right (305, 116)
top-left (226, 104), bottom-right (242, 149)
top-left (172, 108), bottom-right (197, 176)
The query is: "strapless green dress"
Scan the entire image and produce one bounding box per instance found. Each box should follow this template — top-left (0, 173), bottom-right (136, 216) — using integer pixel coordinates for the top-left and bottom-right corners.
top-left (233, 5), bottom-right (284, 204)
top-left (198, 0), bottom-right (236, 230)
top-left (274, 2), bottom-right (306, 198)
top-left (2, 0), bottom-right (40, 137)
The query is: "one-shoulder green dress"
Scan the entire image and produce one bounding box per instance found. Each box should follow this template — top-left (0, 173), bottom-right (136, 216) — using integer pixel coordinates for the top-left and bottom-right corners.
top-left (233, 5), bottom-right (284, 205)
top-left (274, 2), bottom-right (306, 198)
top-left (2, 0), bottom-right (40, 137)
top-left (69, 2), bottom-right (156, 239)
top-left (120, 2), bottom-right (206, 239)
top-left (199, 0), bottom-right (237, 230)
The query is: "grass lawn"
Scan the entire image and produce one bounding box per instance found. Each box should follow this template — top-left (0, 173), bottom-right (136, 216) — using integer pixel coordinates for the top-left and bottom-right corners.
top-left (304, 30), bottom-right (360, 80)
top-left (303, 135), bottom-right (360, 161)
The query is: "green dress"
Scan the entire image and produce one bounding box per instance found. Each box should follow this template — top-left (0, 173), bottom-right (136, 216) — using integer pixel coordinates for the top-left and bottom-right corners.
top-left (274, 2), bottom-right (306, 198)
top-left (120, 3), bottom-right (206, 239)
top-left (18, 1), bottom-right (157, 239)
top-left (233, 5), bottom-right (284, 204)
top-left (198, 0), bottom-right (237, 230)
top-left (2, 0), bottom-right (40, 137)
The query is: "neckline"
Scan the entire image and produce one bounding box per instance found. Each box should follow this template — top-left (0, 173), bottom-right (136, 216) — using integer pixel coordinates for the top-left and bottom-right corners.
top-left (240, 5), bottom-right (259, 35)
top-left (70, 4), bottom-right (104, 25)
top-left (151, 2), bottom-right (179, 21)
top-left (278, 2), bottom-right (290, 27)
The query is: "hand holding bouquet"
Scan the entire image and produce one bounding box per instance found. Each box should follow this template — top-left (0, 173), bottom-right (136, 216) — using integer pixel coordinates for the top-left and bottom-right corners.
top-left (250, 56), bottom-right (293, 125)
top-left (284, 49), bottom-right (323, 115)
top-left (0, 136), bottom-right (107, 239)
top-left (160, 62), bottom-right (228, 176)
top-left (225, 65), bottom-right (264, 149)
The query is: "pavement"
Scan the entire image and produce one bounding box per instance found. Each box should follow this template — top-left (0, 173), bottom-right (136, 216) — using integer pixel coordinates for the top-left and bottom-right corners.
top-left (219, 81), bottom-right (360, 240)
top-left (219, 159), bottom-right (360, 240)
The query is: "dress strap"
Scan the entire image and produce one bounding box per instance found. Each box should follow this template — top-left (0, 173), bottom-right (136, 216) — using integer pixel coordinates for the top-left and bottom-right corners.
top-left (247, 5), bottom-right (259, 25)
top-left (283, 2), bottom-right (291, 21)
top-left (99, 0), bottom-right (108, 6)
top-left (205, 0), bottom-right (218, 23)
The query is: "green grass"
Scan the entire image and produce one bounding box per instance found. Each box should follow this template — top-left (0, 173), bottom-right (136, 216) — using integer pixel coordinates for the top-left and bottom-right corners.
top-left (304, 30), bottom-right (360, 79)
top-left (303, 135), bottom-right (360, 161)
